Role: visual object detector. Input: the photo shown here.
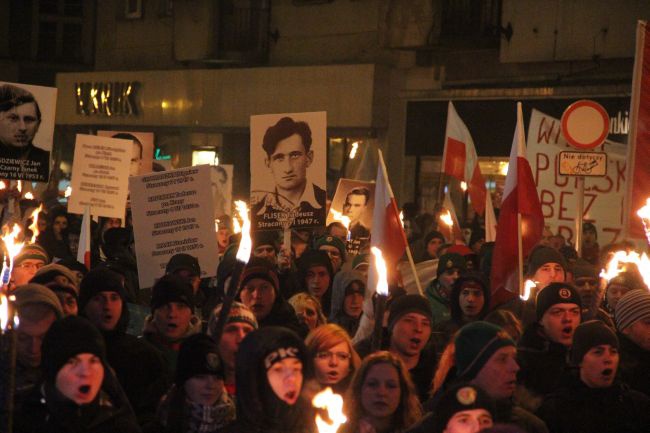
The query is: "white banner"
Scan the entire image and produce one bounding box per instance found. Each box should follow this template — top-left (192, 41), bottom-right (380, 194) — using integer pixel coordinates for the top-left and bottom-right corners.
top-left (527, 109), bottom-right (627, 245)
top-left (68, 134), bottom-right (131, 218)
top-left (129, 165), bottom-right (218, 289)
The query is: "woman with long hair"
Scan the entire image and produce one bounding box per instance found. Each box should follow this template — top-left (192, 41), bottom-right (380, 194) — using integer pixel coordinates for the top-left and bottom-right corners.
top-left (343, 351), bottom-right (422, 433)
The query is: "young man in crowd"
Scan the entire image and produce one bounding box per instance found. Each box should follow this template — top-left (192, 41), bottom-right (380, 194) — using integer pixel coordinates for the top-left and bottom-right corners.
top-left (517, 282), bottom-right (581, 410)
top-left (453, 321), bottom-right (549, 433)
top-left (11, 244), bottom-right (49, 287)
top-left (314, 235), bottom-right (346, 274)
top-left (297, 249), bottom-right (334, 315)
top-left (252, 231), bottom-right (279, 265)
top-left (13, 284), bottom-right (63, 410)
top-left (425, 252), bottom-right (466, 325)
top-left (571, 260), bottom-right (613, 326)
top-left (538, 320), bottom-right (650, 432)
top-left (614, 289), bottom-right (650, 397)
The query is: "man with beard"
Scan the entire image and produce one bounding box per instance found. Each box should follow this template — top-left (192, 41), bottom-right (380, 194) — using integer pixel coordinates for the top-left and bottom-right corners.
top-left (517, 282), bottom-right (581, 411)
top-left (538, 320), bottom-right (650, 433)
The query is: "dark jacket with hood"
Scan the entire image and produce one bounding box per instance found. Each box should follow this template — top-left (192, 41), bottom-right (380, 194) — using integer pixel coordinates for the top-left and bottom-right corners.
top-left (537, 375), bottom-right (650, 433)
top-left (79, 268), bottom-right (170, 428)
top-left (328, 269), bottom-right (365, 337)
top-left (516, 322), bottom-right (573, 410)
top-left (222, 327), bottom-right (314, 433)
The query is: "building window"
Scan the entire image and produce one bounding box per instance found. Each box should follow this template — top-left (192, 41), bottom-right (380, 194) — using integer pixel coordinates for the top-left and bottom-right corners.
top-left (34, 0), bottom-right (90, 62)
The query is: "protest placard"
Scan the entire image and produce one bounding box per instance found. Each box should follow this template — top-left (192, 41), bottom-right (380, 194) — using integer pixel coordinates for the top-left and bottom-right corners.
top-left (97, 130), bottom-right (154, 176)
top-left (527, 108), bottom-right (626, 245)
top-left (68, 134), bottom-right (131, 218)
top-left (327, 178), bottom-right (375, 254)
top-left (129, 165), bottom-right (218, 289)
top-left (250, 112), bottom-right (327, 231)
top-left (0, 81), bottom-right (57, 182)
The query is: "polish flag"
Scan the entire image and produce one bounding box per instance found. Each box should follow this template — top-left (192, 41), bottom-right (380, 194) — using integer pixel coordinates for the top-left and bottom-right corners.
top-left (490, 103), bottom-right (544, 307)
top-left (368, 150), bottom-right (408, 288)
top-left (442, 101), bottom-right (487, 215)
top-left (77, 205), bottom-right (91, 269)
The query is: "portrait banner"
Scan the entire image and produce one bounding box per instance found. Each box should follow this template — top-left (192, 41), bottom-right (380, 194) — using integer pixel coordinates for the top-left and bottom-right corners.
top-left (129, 165), bottom-right (218, 289)
top-left (250, 111), bottom-right (327, 231)
top-left (326, 178), bottom-right (376, 254)
top-left (97, 130), bottom-right (154, 176)
top-left (527, 109), bottom-right (627, 245)
top-left (0, 81), bottom-right (57, 182)
top-left (68, 134), bottom-right (131, 219)
top-left (211, 164), bottom-right (233, 217)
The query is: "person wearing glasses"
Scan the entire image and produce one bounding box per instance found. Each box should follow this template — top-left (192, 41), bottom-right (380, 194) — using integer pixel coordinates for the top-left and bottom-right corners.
top-left (11, 243), bottom-right (49, 287)
top-left (305, 323), bottom-right (361, 395)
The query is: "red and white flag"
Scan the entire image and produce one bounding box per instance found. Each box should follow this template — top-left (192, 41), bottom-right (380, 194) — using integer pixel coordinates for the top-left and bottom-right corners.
top-left (490, 103), bottom-right (544, 307)
top-left (442, 101), bottom-right (487, 215)
top-left (624, 21), bottom-right (650, 239)
top-left (77, 205), bottom-right (91, 269)
top-left (368, 150), bottom-right (408, 289)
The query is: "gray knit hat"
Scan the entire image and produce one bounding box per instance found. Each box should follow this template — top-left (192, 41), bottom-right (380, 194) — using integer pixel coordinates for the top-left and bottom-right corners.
top-left (14, 283), bottom-right (64, 319)
top-left (614, 289), bottom-right (650, 331)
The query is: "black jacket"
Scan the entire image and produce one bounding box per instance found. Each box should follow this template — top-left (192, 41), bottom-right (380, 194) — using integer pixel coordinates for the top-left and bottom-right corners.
top-left (617, 332), bottom-right (650, 397)
top-left (537, 377), bottom-right (650, 433)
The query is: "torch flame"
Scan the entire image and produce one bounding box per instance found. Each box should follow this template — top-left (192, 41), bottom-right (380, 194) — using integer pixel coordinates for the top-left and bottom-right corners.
top-left (520, 279), bottom-right (537, 301)
top-left (330, 209), bottom-right (351, 230)
top-left (233, 216), bottom-right (242, 234)
top-left (0, 181), bottom-right (5, 190)
top-left (312, 387), bottom-right (347, 433)
top-left (26, 204), bottom-right (44, 244)
top-left (234, 201), bottom-right (252, 263)
top-left (371, 246), bottom-right (389, 296)
top-left (215, 219), bottom-right (220, 233)
top-left (64, 186), bottom-right (72, 198)
top-left (600, 250), bottom-right (650, 289)
top-left (1, 223), bottom-right (25, 286)
top-left (348, 141), bottom-right (359, 159)
top-left (460, 181), bottom-right (468, 192)
top-left (399, 211), bottom-right (405, 228)
top-left (0, 292), bottom-right (9, 330)
top-left (16, 180), bottom-right (22, 193)
top-left (24, 192), bottom-right (34, 200)
top-left (440, 210), bottom-right (453, 227)
top-left (636, 198), bottom-right (650, 244)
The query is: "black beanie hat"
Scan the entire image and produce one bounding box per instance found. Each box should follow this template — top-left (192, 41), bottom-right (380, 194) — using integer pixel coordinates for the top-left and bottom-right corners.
top-left (437, 253), bottom-right (466, 277)
top-left (79, 268), bottom-right (127, 312)
top-left (535, 282), bottom-right (582, 321)
top-left (387, 294), bottom-right (433, 332)
top-left (526, 246), bottom-right (567, 277)
top-left (175, 334), bottom-right (224, 384)
top-left (432, 383), bottom-right (496, 433)
top-left (150, 274), bottom-right (195, 313)
top-left (424, 230), bottom-right (446, 247)
top-left (239, 257), bottom-right (280, 293)
top-left (165, 253), bottom-right (201, 277)
top-left (455, 321), bottom-right (515, 379)
top-left (297, 250), bottom-right (334, 279)
top-left (42, 316), bottom-right (106, 382)
top-left (570, 320), bottom-right (618, 366)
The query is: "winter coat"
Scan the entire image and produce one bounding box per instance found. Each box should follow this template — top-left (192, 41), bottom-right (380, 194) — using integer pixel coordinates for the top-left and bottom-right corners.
top-left (537, 377), bottom-right (650, 433)
top-left (516, 322), bottom-right (572, 410)
top-left (617, 332), bottom-right (650, 397)
top-left (257, 294), bottom-right (309, 338)
top-left (221, 327), bottom-right (314, 433)
top-left (14, 369), bottom-right (141, 433)
top-left (328, 270), bottom-right (365, 337)
top-left (424, 279), bottom-right (451, 325)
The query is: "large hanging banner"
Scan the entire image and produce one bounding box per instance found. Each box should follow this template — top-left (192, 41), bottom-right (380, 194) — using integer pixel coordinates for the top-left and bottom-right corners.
top-left (0, 81), bottom-right (56, 182)
top-left (68, 134), bottom-right (131, 218)
top-left (129, 165), bottom-right (218, 289)
top-left (250, 111), bottom-right (327, 231)
top-left (326, 178), bottom-right (376, 254)
top-left (97, 130), bottom-right (154, 176)
top-left (527, 109), bottom-right (626, 245)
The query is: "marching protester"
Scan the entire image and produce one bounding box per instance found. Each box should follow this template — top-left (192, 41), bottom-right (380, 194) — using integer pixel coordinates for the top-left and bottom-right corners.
top-left (297, 249), bottom-right (335, 316)
top-left (425, 252), bottom-right (466, 325)
top-left (11, 243), bottom-right (49, 287)
top-left (329, 269), bottom-right (366, 337)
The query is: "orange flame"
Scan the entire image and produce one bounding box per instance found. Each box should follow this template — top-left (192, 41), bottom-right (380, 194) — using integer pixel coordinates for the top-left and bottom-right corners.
top-left (27, 204), bottom-right (44, 244)
top-left (600, 250), bottom-right (650, 289)
top-left (234, 201), bottom-right (251, 263)
top-left (371, 246), bottom-right (389, 296)
top-left (520, 279), bottom-right (537, 301)
top-left (312, 387), bottom-right (347, 433)
top-left (64, 186), bottom-right (72, 198)
top-left (460, 181), bottom-right (468, 192)
top-left (330, 209), bottom-right (351, 230)
top-left (440, 210), bottom-right (453, 227)
top-left (24, 192), bottom-right (34, 200)
top-left (0, 181), bottom-right (6, 190)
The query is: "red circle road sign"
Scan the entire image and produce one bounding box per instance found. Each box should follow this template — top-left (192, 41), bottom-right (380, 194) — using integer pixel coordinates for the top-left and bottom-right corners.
top-left (561, 100), bottom-right (610, 150)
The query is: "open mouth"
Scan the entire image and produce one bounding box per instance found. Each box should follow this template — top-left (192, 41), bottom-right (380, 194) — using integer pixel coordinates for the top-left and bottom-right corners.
top-left (410, 338), bottom-right (422, 347)
top-left (284, 390), bottom-right (297, 402)
top-left (78, 385), bottom-right (91, 395)
top-left (601, 368), bottom-right (614, 377)
top-left (561, 326), bottom-right (573, 337)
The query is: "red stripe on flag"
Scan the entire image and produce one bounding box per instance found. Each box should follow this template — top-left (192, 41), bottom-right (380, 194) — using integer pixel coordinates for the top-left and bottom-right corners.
top-left (468, 165), bottom-right (486, 215)
top-left (84, 251), bottom-right (91, 270)
top-left (443, 137), bottom-right (466, 180)
top-left (382, 198), bottom-right (408, 266)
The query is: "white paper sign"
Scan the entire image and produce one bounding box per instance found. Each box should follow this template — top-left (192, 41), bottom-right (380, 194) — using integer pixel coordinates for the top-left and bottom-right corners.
top-left (68, 134), bottom-right (131, 218)
top-left (527, 109), bottom-right (627, 245)
top-left (129, 165), bottom-right (218, 289)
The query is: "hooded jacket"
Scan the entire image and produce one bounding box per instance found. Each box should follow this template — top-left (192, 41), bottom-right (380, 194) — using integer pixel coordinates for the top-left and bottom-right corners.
top-left (222, 327), bottom-right (314, 433)
top-left (328, 269), bottom-right (365, 337)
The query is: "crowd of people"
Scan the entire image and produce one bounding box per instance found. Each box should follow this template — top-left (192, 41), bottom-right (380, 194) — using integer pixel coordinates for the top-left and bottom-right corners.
top-left (4, 195), bottom-right (650, 433)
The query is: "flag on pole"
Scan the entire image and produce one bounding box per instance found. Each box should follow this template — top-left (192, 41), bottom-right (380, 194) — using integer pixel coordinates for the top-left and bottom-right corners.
top-left (485, 190), bottom-right (497, 242)
top-left (624, 20), bottom-right (650, 239)
top-left (77, 205), bottom-right (91, 269)
top-left (490, 103), bottom-right (544, 307)
top-left (442, 101), bottom-right (487, 215)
